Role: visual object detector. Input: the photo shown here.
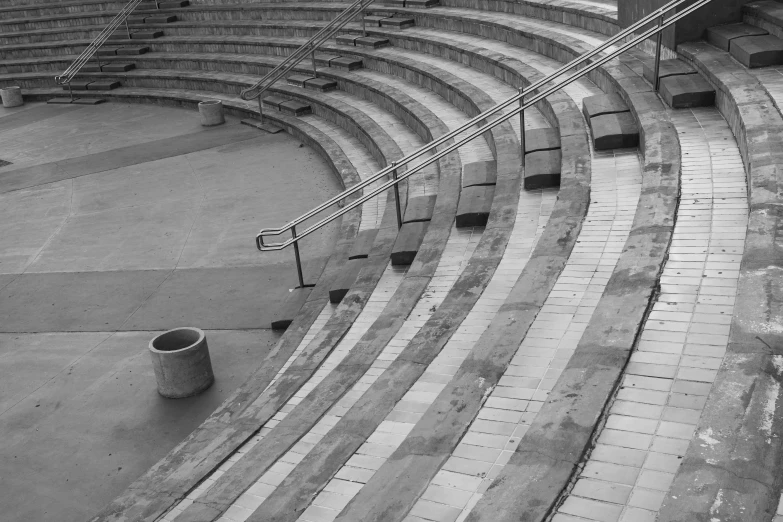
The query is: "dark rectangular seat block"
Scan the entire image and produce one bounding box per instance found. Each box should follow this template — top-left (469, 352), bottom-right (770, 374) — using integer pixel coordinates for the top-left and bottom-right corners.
top-left (380, 18), bottom-right (414, 28)
top-left (382, 0), bottom-right (406, 6)
top-left (364, 15), bottom-right (386, 26)
top-left (132, 30), bottom-right (164, 39)
top-left (279, 100), bottom-right (311, 116)
top-left (72, 97), bottom-right (106, 105)
top-left (525, 149), bottom-right (562, 190)
top-left (63, 80), bottom-right (93, 90)
top-left (390, 221), bottom-right (428, 265)
top-left (456, 185), bottom-right (494, 228)
top-left (116, 46), bottom-right (149, 55)
top-left (87, 80), bottom-right (121, 90)
top-left (329, 57), bottom-right (363, 70)
top-left (355, 36), bottom-right (389, 48)
top-left (591, 112), bottom-right (639, 151)
top-left (582, 93), bottom-right (628, 121)
top-left (270, 285), bottom-right (314, 330)
top-left (642, 59), bottom-right (695, 84)
top-left (97, 48), bottom-right (118, 56)
top-left (731, 34), bottom-right (783, 68)
top-left (660, 74), bottom-right (715, 109)
top-left (525, 128), bottom-right (560, 153)
top-left (329, 258), bottom-right (367, 303)
top-left (314, 52), bottom-right (340, 66)
top-left (108, 34), bottom-right (131, 41)
top-left (48, 97), bottom-right (76, 104)
top-left (706, 22), bottom-right (767, 51)
top-left (102, 63), bottom-right (136, 72)
top-left (144, 15), bottom-right (177, 23)
top-left (348, 229), bottom-right (379, 259)
top-left (128, 16), bottom-right (148, 23)
top-left (158, 0), bottom-right (190, 8)
top-left (336, 34), bottom-right (358, 46)
top-left (262, 95), bottom-right (288, 109)
top-left (406, 0), bottom-right (439, 7)
top-left (403, 194), bottom-right (437, 223)
top-left (304, 77), bottom-right (337, 92)
top-left (81, 64), bottom-right (103, 72)
top-left (287, 74), bottom-right (311, 87)
top-left (462, 160), bottom-right (497, 187)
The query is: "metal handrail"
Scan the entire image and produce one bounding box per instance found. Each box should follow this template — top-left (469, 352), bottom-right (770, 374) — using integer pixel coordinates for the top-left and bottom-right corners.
top-left (258, 0), bottom-right (713, 286)
top-left (54, 0), bottom-right (160, 99)
top-left (239, 0), bottom-right (376, 103)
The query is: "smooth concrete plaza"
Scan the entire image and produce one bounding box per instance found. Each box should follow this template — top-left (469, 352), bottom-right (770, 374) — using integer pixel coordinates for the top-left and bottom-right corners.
top-left (0, 101), bottom-right (342, 522)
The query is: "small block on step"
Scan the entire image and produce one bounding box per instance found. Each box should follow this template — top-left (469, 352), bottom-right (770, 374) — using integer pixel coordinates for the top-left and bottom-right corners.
top-left (403, 195), bottom-right (436, 223)
top-left (72, 97), bottom-right (106, 105)
top-left (262, 95), bottom-right (288, 109)
top-left (706, 22), bottom-right (767, 51)
top-left (64, 80), bottom-right (93, 90)
top-left (355, 36), bottom-right (389, 48)
top-left (271, 286), bottom-right (314, 330)
top-left (348, 229), bottom-right (379, 259)
top-left (48, 97), bottom-right (75, 104)
top-left (456, 185), bottom-right (494, 227)
top-left (390, 221), bottom-right (429, 265)
top-left (87, 80), bottom-right (121, 90)
top-left (524, 128), bottom-right (560, 153)
top-left (406, 0), bottom-right (439, 7)
top-left (329, 57), bottom-right (363, 70)
top-left (287, 74), bottom-right (312, 87)
top-left (336, 34), bottom-right (359, 46)
top-left (659, 74), bottom-right (715, 108)
top-left (730, 34), bottom-right (783, 68)
top-left (642, 59), bottom-right (694, 84)
top-left (582, 93), bottom-right (628, 120)
top-left (525, 149), bottom-right (561, 190)
top-left (144, 15), bottom-right (177, 23)
top-left (462, 160), bottom-right (497, 188)
top-left (364, 15), bottom-right (386, 26)
top-left (116, 46), bottom-right (149, 55)
top-left (304, 77), bottom-right (337, 91)
top-left (380, 17), bottom-right (414, 28)
top-left (329, 258), bottom-right (367, 303)
top-left (102, 63), bottom-right (136, 72)
top-left (591, 112), bottom-right (639, 151)
top-left (279, 100), bottom-right (311, 116)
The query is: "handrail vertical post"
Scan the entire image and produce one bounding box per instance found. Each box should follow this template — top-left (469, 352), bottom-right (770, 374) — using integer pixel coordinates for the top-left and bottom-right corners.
top-left (391, 161), bottom-right (402, 229)
top-left (125, 18), bottom-right (131, 39)
top-left (68, 82), bottom-right (74, 102)
top-left (291, 225), bottom-right (306, 288)
top-left (258, 96), bottom-right (264, 123)
top-left (653, 13), bottom-right (664, 91)
top-left (519, 87), bottom-right (525, 170)
top-left (362, 0), bottom-right (367, 37)
top-left (311, 49), bottom-right (317, 78)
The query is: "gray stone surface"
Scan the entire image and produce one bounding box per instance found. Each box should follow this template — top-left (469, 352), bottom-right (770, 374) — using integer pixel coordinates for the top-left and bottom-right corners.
top-left (524, 148), bottom-right (561, 189)
top-left (390, 220), bottom-right (428, 265)
top-left (582, 92), bottom-right (628, 120)
top-left (525, 127), bottom-right (560, 153)
top-left (660, 73), bottom-right (716, 108)
top-left (328, 257), bottom-right (367, 303)
top-left (347, 229), bottom-right (379, 259)
top-left (461, 160), bottom-right (497, 187)
top-left (591, 111), bottom-right (639, 150)
top-left (402, 194), bottom-right (436, 222)
top-left (730, 33), bottom-right (783, 68)
top-left (270, 285), bottom-right (314, 330)
top-left (706, 22), bottom-right (768, 51)
top-left (455, 185), bottom-right (494, 227)
top-left (641, 58), bottom-right (695, 84)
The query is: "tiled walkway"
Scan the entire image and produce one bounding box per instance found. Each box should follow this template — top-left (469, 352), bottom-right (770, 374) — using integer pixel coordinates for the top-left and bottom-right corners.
top-left (408, 147), bottom-right (641, 522)
top-left (552, 108), bottom-right (748, 522)
top-left (297, 184), bottom-right (558, 522)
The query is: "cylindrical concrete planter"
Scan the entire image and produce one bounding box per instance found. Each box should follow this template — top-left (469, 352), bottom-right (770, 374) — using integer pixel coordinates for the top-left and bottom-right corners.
top-left (198, 99), bottom-right (225, 126)
top-left (149, 327), bottom-right (215, 398)
top-left (1, 86), bottom-right (23, 108)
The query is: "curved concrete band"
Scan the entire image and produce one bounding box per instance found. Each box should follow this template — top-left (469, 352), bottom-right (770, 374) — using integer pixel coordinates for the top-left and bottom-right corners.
top-left (198, 99), bottom-right (225, 126)
top-left (148, 327), bottom-right (215, 399)
top-left (1, 86), bottom-right (23, 108)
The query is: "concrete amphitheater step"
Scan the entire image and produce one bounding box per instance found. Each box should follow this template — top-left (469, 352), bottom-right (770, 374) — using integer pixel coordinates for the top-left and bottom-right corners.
top-left (654, 38), bottom-right (783, 522)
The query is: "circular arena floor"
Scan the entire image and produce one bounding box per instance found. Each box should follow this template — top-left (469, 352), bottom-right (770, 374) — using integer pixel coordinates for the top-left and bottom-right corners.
top-left (0, 101), bottom-right (343, 522)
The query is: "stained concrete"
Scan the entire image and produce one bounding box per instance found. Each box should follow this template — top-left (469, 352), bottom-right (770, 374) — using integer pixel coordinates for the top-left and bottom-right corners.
top-left (0, 101), bottom-right (342, 522)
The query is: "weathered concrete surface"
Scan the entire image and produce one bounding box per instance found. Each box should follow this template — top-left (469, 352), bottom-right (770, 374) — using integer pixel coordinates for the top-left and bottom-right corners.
top-left (659, 73), bottom-right (716, 108)
top-left (731, 34), bottom-right (783, 68)
top-left (706, 22), bottom-right (768, 51)
top-left (0, 102), bottom-right (344, 522)
top-left (656, 40), bottom-right (783, 522)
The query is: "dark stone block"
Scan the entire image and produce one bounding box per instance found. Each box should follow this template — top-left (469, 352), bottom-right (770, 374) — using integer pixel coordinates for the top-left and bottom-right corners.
top-left (131, 30), bottom-right (164, 39)
top-left (279, 100), bottom-right (311, 116)
top-left (381, 0), bottom-right (405, 6)
top-left (116, 46), bottom-right (149, 55)
top-left (525, 128), bottom-right (560, 153)
top-left (355, 36), bottom-right (389, 48)
top-left (87, 80), bottom-right (121, 90)
top-left (403, 195), bottom-right (436, 223)
top-left (270, 285), bottom-right (313, 330)
top-left (71, 97), bottom-right (105, 105)
top-left (304, 77), bottom-right (337, 92)
top-left (456, 185), bottom-right (494, 227)
top-left (348, 229), bottom-right (379, 259)
top-left (461, 160), bottom-right (497, 187)
top-left (102, 63), bottom-right (136, 72)
top-left (582, 93), bottom-right (628, 121)
top-left (48, 97), bottom-right (76, 104)
top-left (659, 74), bottom-right (716, 108)
top-left (390, 221), bottom-right (428, 265)
top-left (314, 52), bottom-right (340, 67)
top-left (329, 258), bottom-right (367, 303)
top-left (336, 34), bottom-right (358, 46)
top-left (329, 56), bottom-right (363, 71)
top-left (406, 0), bottom-right (439, 7)
top-left (642, 59), bottom-right (695, 84)
top-left (286, 74), bottom-right (311, 88)
top-left (591, 112), bottom-right (639, 151)
top-left (731, 34), bottom-right (783, 68)
top-left (524, 149), bottom-right (561, 190)
top-left (706, 22), bottom-right (767, 51)
top-left (96, 48), bottom-right (118, 57)
top-left (380, 17), bottom-right (414, 29)
top-left (81, 64), bottom-right (103, 72)
top-left (158, 0), bottom-right (189, 8)
top-left (144, 15), bottom-right (177, 23)
top-left (63, 80), bottom-right (93, 90)
top-left (262, 95), bottom-right (288, 109)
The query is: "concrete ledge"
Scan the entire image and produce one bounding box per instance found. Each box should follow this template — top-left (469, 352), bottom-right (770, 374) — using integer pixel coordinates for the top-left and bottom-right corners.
top-left (659, 73), bottom-right (715, 108)
top-left (706, 22), bottom-right (767, 51)
top-left (462, 160), bottom-right (497, 187)
top-left (656, 39), bottom-right (783, 522)
top-left (402, 194), bottom-right (436, 223)
top-left (591, 112), bottom-right (639, 150)
top-left (641, 58), bottom-right (694, 84)
top-left (524, 148), bottom-right (561, 190)
top-left (582, 92), bottom-right (628, 119)
top-left (455, 185), bottom-right (494, 227)
top-left (525, 127), bottom-right (560, 152)
top-left (390, 220), bottom-right (429, 265)
top-left (730, 33), bottom-right (783, 68)
top-left (348, 229), bottom-right (379, 259)
top-left (328, 257), bottom-right (368, 304)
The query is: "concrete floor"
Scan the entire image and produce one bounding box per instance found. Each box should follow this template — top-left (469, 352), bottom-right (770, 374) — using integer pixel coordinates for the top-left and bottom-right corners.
top-left (0, 101), bottom-right (343, 521)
